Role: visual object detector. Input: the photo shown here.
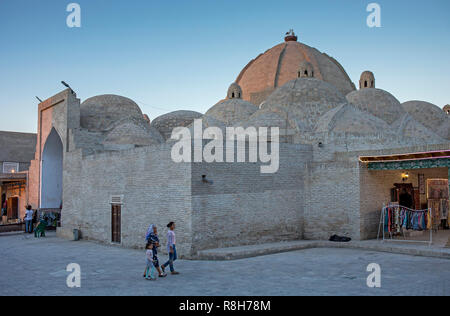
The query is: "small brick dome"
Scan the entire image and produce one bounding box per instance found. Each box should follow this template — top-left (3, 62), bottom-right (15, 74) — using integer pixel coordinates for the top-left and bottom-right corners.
top-left (402, 101), bottom-right (450, 139)
top-left (257, 78), bottom-right (347, 132)
top-left (205, 98), bottom-right (258, 126)
top-left (80, 95), bottom-right (144, 132)
top-left (315, 103), bottom-right (391, 135)
top-left (151, 110), bottom-right (202, 140)
top-left (346, 88), bottom-right (405, 125)
top-left (227, 83), bottom-right (243, 99)
top-left (104, 122), bottom-right (163, 146)
top-left (444, 104), bottom-right (450, 115)
top-left (359, 71), bottom-right (375, 89)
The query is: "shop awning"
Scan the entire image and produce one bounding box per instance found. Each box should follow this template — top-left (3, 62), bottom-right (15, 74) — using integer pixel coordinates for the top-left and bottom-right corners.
top-left (359, 150), bottom-right (450, 170)
top-left (0, 173), bottom-right (26, 181)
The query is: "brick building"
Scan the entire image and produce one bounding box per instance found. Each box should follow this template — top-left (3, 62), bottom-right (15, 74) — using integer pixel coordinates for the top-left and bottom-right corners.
top-left (24, 32), bottom-right (450, 257)
top-left (0, 131), bottom-right (36, 224)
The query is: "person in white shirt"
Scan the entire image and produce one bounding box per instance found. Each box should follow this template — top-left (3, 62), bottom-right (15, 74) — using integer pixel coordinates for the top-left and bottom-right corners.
top-left (161, 221), bottom-right (180, 275)
top-left (24, 205), bottom-right (34, 234)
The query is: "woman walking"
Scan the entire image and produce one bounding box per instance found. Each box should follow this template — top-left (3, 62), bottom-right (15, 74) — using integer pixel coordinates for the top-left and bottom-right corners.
top-left (143, 224), bottom-right (167, 278)
top-left (161, 222), bottom-right (179, 275)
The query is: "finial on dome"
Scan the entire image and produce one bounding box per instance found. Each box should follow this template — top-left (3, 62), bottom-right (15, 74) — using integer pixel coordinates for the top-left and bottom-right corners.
top-left (227, 82), bottom-right (242, 99)
top-left (284, 29), bottom-right (298, 42)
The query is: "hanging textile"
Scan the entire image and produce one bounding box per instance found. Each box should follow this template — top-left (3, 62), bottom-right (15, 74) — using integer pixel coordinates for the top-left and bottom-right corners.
top-left (428, 199), bottom-right (441, 230)
top-left (383, 206), bottom-right (431, 232)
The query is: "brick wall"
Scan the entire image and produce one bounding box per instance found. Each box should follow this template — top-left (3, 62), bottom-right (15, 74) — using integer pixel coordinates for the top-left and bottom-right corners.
top-left (304, 160), bottom-right (361, 240)
top-left (190, 143), bottom-right (312, 251)
top-left (60, 144), bottom-right (194, 256)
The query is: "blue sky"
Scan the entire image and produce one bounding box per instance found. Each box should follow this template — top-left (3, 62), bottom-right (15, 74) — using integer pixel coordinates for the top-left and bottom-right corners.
top-left (0, 0), bottom-right (449, 133)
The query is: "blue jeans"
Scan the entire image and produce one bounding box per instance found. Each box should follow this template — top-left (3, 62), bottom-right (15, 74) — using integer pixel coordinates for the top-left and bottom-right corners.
top-left (25, 220), bottom-right (33, 233)
top-left (163, 245), bottom-right (177, 272)
top-left (145, 263), bottom-right (156, 279)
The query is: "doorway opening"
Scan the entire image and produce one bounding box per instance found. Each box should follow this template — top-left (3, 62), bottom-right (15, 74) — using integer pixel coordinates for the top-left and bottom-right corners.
top-left (7, 197), bottom-right (18, 220)
top-left (41, 128), bottom-right (63, 209)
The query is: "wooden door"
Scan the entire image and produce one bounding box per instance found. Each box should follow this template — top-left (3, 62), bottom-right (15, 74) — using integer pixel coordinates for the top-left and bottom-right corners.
top-left (394, 183), bottom-right (415, 209)
top-left (7, 197), bottom-right (18, 219)
top-left (111, 204), bottom-right (121, 243)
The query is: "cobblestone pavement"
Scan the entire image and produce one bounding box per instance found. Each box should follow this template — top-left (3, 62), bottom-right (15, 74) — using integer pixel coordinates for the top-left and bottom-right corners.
top-left (0, 232), bottom-right (448, 296)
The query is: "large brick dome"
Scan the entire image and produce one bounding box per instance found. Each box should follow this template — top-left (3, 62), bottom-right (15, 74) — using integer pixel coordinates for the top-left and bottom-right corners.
top-left (235, 35), bottom-right (356, 106)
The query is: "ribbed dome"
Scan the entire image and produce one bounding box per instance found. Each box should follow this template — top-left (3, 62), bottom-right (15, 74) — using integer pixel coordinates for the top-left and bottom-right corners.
top-left (151, 110), bottom-right (202, 140)
top-left (402, 101), bottom-right (450, 139)
top-left (204, 99), bottom-right (258, 126)
top-left (258, 78), bottom-right (347, 131)
top-left (81, 95), bottom-right (143, 132)
top-left (346, 88), bottom-right (406, 125)
top-left (236, 39), bottom-right (356, 105)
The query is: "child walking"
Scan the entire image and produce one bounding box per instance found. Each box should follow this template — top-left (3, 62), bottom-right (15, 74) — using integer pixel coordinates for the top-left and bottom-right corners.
top-left (144, 241), bottom-right (157, 281)
top-left (145, 224), bottom-right (167, 278)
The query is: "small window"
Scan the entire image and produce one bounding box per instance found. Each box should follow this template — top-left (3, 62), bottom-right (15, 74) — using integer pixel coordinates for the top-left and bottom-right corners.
top-left (232, 92), bottom-right (235, 98)
top-left (364, 81), bottom-right (368, 88)
top-left (238, 93), bottom-right (241, 98)
top-left (371, 81), bottom-right (374, 88)
top-left (304, 70), bottom-right (308, 76)
top-left (3, 162), bottom-right (19, 174)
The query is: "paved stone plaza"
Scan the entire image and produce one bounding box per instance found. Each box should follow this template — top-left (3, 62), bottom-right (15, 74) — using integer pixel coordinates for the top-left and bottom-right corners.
top-left (0, 232), bottom-right (448, 296)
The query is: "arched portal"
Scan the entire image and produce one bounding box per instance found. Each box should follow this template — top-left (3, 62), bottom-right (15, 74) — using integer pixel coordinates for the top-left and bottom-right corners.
top-left (41, 128), bottom-right (63, 209)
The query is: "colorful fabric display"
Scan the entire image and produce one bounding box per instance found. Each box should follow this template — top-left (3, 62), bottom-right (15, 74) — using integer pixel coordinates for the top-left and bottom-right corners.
top-left (383, 206), bottom-right (431, 232)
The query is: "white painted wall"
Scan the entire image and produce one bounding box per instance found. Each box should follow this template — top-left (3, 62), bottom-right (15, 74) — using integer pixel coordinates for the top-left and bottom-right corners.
top-left (41, 129), bottom-right (63, 209)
